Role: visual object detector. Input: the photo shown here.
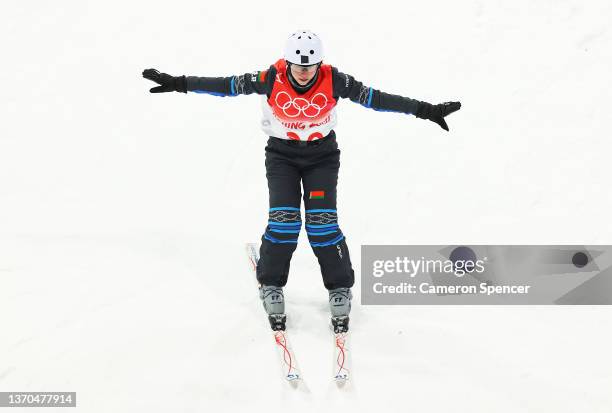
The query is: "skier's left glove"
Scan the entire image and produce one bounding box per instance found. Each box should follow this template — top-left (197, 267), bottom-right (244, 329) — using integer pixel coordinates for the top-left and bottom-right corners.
top-left (416, 101), bottom-right (461, 131)
top-left (142, 68), bottom-right (187, 93)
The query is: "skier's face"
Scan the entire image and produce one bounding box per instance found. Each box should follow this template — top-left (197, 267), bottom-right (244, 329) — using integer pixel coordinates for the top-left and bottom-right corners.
top-left (290, 63), bottom-right (319, 85)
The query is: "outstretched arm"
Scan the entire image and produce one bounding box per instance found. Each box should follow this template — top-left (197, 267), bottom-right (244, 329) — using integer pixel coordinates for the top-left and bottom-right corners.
top-left (142, 67), bottom-right (277, 97)
top-left (332, 67), bottom-right (461, 131)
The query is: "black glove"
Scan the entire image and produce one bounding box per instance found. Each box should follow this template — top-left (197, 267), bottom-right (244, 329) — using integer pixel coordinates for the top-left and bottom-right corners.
top-left (142, 68), bottom-right (187, 93)
top-left (416, 101), bottom-right (461, 131)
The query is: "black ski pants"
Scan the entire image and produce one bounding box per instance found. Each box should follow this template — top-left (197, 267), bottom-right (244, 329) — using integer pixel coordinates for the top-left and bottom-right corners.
top-left (256, 130), bottom-right (355, 290)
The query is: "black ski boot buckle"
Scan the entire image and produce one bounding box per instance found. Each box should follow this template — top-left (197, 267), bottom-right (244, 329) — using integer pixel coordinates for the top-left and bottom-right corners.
top-left (332, 315), bottom-right (349, 334)
top-left (268, 314), bottom-right (287, 331)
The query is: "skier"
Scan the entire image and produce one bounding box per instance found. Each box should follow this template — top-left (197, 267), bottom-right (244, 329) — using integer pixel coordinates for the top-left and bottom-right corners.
top-left (143, 30), bottom-right (461, 334)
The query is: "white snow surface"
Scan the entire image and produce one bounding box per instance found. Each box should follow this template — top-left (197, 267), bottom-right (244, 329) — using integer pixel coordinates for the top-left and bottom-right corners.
top-left (1, 0), bottom-right (611, 411)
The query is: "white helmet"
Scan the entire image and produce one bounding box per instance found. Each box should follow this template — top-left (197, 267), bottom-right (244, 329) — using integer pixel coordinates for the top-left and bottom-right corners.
top-left (284, 30), bottom-right (324, 66)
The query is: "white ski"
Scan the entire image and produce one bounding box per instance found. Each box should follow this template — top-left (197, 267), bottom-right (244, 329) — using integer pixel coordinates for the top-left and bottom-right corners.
top-left (245, 243), bottom-right (303, 382)
top-left (333, 331), bottom-right (350, 383)
top-left (272, 329), bottom-right (301, 382)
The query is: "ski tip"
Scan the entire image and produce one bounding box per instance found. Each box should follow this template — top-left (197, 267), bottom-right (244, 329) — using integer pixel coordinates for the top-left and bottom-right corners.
top-left (286, 373), bottom-right (301, 381)
top-left (334, 375), bottom-right (349, 387)
top-left (245, 243), bottom-right (258, 255)
top-left (246, 243), bottom-right (260, 270)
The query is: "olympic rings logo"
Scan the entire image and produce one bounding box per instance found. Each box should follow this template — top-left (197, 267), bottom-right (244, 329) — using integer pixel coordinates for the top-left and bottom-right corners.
top-left (274, 91), bottom-right (328, 118)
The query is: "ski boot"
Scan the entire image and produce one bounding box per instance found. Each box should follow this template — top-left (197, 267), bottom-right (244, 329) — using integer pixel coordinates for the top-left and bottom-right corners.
top-left (329, 287), bottom-right (352, 333)
top-left (259, 285), bottom-right (286, 331)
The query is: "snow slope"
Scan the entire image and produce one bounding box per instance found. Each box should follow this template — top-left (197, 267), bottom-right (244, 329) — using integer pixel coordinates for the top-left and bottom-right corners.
top-left (1, 0), bottom-right (611, 411)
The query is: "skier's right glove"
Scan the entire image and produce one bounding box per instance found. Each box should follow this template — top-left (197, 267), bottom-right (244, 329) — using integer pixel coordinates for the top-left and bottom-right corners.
top-left (142, 68), bottom-right (187, 93)
top-left (415, 101), bottom-right (461, 131)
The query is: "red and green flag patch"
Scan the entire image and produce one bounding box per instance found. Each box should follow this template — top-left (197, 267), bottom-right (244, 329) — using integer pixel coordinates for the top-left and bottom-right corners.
top-left (258, 70), bottom-right (267, 83)
top-left (310, 190), bottom-right (325, 199)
